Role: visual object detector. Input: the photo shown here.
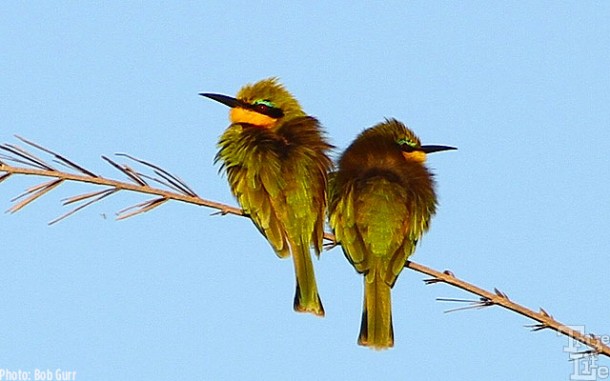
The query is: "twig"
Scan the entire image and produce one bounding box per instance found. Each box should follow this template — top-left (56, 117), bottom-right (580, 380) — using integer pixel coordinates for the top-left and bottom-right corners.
top-left (0, 164), bottom-right (243, 219)
top-left (1, 137), bottom-right (608, 358)
top-left (408, 261), bottom-right (610, 357)
top-left (16, 135), bottom-right (98, 177)
top-left (50, 188), bottom-right (118, 225)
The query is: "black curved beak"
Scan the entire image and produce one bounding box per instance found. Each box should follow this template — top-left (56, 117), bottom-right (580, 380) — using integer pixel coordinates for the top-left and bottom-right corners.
top-left (199, 93), bottom-right (243, 108)
top-left (420, 145), bottom-right (457, 154)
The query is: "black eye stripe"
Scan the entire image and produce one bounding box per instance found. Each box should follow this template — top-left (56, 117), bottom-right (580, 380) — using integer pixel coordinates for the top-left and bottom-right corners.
top-left (267, 108), bottom-right (284, 118)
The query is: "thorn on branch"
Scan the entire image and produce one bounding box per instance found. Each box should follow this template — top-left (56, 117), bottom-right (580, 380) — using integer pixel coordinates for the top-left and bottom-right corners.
top-left (124, 165), bottom-right (149, 186)
top-left (525, 323), bottom-right (550, 332)
top-left (0, 143), bottom-right (55, 171)
top-left (423, 270), bottom-right (455, 285)
top-left (494, 288), bottom-right (509, 300)
top-left (49, 188), bottom-right (118, 225)
top-left (16, 135), bottom-right (98, 177)
top-left (0, 172), bottom-right (11, 183)
top-left (7, 179), bottom-right (63, 214)
top-left (569, 349), bottom-right (599, 360)
top-left (436, 296), bottom-right (494, 313)
top-left (116, 197), bottom-right (169, 220)
top-left (539, 307), bottom-right (551, 318)
top-left (101, 155), bottom-right (147, 186)
top-left (423, 277), bottom-right (443, 285)
top-left (61, 188), bottom-right (112, 206)
top-left (116, 153), bottom-right (198, 197)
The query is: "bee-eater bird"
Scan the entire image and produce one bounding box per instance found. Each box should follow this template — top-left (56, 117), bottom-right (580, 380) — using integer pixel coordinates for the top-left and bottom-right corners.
top-left (329, 118), bottom-right (455, 349)
top-left (200, 78), bottom-right (332, 316)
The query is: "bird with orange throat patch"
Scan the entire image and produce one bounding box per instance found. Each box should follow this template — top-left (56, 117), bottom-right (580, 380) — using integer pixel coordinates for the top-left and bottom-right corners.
top-left (329, 119), bottom-right (455, 348)
top-left (201, 78), bottom-right (333, 316)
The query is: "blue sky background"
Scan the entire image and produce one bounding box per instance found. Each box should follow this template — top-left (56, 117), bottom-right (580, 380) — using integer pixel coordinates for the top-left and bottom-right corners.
top-left (2, 2), bottom-right (610, 380)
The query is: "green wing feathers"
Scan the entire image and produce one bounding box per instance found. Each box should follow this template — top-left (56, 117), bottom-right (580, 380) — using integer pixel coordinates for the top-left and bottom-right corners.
top-left (216, 117), bottom-right (332, 316)
top-left (331, 177), bottom-right (416, 284)
top-left (328, 119), bottom-right (443, 348)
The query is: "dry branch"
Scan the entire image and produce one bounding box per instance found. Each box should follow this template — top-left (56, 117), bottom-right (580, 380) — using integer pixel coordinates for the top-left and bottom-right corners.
top-left (1, 137), bottom-right (608, 358)
top-left (408, 262), bottom-right (610, 357)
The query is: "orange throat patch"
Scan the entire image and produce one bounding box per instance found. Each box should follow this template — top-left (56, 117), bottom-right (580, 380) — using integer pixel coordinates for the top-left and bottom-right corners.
top-left (230, 107), bottom-right (277, 128)
top-left (402, 150), bottom-right (427, 163)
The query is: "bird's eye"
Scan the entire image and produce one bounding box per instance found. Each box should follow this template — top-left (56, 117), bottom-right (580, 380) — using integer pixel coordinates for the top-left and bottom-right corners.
top-left (255, 103), bottom-right (269, 113)
top-left (251, 99), bottom-right (284, 118)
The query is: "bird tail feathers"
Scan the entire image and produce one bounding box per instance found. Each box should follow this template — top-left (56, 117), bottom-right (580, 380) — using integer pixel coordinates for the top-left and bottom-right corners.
top-left (359, 273), bottom-right (394, 349)
top-left (291, 240), bottom-right (324, 317)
